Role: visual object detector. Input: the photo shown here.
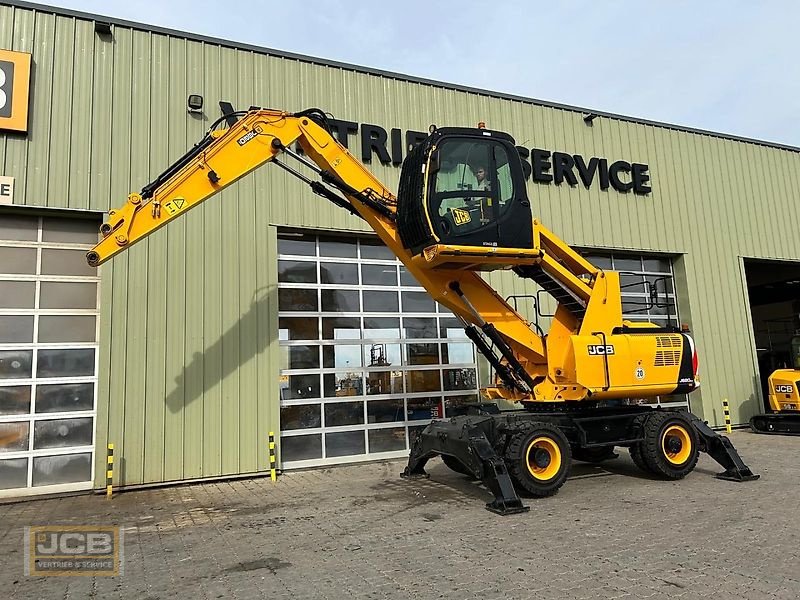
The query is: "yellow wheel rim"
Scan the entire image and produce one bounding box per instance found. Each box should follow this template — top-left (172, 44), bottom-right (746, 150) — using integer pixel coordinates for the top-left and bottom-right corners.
top-left (661, 425), bottom-right (691, 465)
top-left (526, 436), bottom-right (562, 481)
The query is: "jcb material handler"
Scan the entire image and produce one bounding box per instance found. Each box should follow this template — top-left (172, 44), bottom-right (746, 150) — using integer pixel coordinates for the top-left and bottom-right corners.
top-left (87, 108), bottom-right (758, 514)
top-left (751, 334), bottom-right (800, 435)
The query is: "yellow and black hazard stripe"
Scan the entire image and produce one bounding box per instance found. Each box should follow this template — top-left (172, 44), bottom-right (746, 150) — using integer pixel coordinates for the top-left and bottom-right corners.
top-left (106, 444), bottom-right (114, 498)
top-left (723, 399), bottom-right (732, 434)
top-left (269, 432), bottom-right (277, 482)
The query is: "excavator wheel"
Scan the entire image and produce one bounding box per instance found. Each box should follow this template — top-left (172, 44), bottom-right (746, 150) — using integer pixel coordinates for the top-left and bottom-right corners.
top-left (628, 443), bottom-right (654, 473)
top-left (441, 455), bottom-right (476, 479)
top-left (572, 446), bottom-right (617, 463)
top-left (505, 422), bottom-right (571, 497)
top-left (640, 411), bottom-right (700, 479)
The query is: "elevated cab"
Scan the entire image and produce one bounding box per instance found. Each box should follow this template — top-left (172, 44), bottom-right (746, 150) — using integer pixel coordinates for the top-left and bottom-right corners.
top-left (397, 127), bottom-right (533, 268)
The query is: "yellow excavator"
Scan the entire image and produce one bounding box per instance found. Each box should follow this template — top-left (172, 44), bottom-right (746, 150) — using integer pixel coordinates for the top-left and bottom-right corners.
top-left (87, 107), bottom-right (757, 514)
top-left (750, 334), bottom-right (800, 434)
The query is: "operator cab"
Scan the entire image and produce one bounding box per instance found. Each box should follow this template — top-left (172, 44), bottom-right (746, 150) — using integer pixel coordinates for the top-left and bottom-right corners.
top-left (397, 127), bottom-right (533, 257)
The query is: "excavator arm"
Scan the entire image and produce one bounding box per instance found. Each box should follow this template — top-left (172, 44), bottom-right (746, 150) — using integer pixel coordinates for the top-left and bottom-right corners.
top-left (89, 108), bottom-right (547, 395)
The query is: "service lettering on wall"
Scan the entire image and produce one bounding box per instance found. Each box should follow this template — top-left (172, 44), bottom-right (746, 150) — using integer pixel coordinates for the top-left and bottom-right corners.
top-left (0, 176), bottom-right (13, 205)
top-left (0, 49), bottom-right (32, 133)
top-left (320, 117), bottom-right (652, 196)
top-left (220, 103), bottom-right (652, 195)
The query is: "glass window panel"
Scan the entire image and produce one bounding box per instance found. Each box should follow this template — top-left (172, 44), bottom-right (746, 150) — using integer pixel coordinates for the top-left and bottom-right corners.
top-left (37, 349), bottom-right (95, 378)
top-left (399, 266), bottom-right (421, 287)
top-left (444, 394), bottom-right (480, 416)
top-left (359, 238), bottom-right (394, 260)
top-left (406, 343), bottom-right (439, 366)
top-left (361, 264), bottom-right (397, 286)
top-left (42, 218), bottom-right (99, 244)
top-left (322, 317), bottom-right (360, 340)
top-left (318, 236), bottom-right (357, 258)
top-left (0, 350), bottom-right (33, 379)
top-left (368, 427), bottom-right (406, 452)
top-left (646, 275), bottom-right (675, 296)
top-left (366, 399), bottom-right (404, 423)
top-left (365, 370), bottom-right (404, 396)
top-left (32, 452), bottom-right (92, 486)
top-left (0, 386), bottom-right (31, 414)
top-left (613, 256), bottom-right (642, 272)
top-left (439, 317), bottom-right (467, 339)
top-left (325, 430), bottom-right (365, 457)
top-left (278, 288), bottom-right (318, 312)
top-left (643, 257), bottom-right (671, 273)
top-left (404, 317), bottom-right (437, 339)
top-left (40, 282), bottom-right (97, 310)
top-left (442, 342), bottom-right (474, 364)
top-left (0, 421), bottom-right (29, 452)
top-left (0, 457), bottom-right (28, 490)
top-left (362, 290), bottom-right (398, 312)
top-left (649, 301), bottom-right (675, 317)
top-left (324, 372), bottom-right (363, 397)
top-left (40, 248), bottom-right (96, 277)
top-left (280, 345), bottom-right (320, 370)
top-left (405, 369), bottom-right (442, 393)
top-left (402, 291), bottom-right (435, 313)
top-left (363, 317), bottom-right (399, 339)
top-left (278, 260), bottom-right (317, 283)
top-left (278, 232), bottom-right (316, 256)
top-left (37, 316), bottom-right (96, 343)
top-left (35, 383), bottom-right (94, 413)
top-left (584, 254), bottom-right (612, 270)
top-left (0, 246), bottom-right (37, 274)
top-left (324, 402), bottom-right (364, 427)
top-left (280, 374), bottom-right (320, 400)
top-left (0, 315), bottom-right (34, 343)
top-left (279, 317), bottom-right (319, 341)
top-left (364, 344), bottom-right (401, 368)
top-left (323, 345), bottom-right (362, 369)
top-left (0, 214), bottom-right (38, 241)
top-left (34, 417), bottom-right (93, 449)
top-left (407, 396), bottom-right (441, 421)
top-left (622, 299), bottom-right (648, 314)
top-left (280, 434), bottom-right (322, 461)
top-left (620, 273), bottom-right (646, 293)
top-left (280, 404), bottom-right (321, 430)
top-left (443, 368), bottom-right (477, 391)
top-left (0, 281), bottom-right (35, 308)
top-left (320, 262), bottom-right (358, 284)
top-left (321, 289), bottom-right (360, 312)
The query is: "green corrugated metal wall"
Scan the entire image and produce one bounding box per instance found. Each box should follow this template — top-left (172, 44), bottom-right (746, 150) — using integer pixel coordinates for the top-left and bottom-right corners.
top-left (1, 3), bottom-right (799, 488)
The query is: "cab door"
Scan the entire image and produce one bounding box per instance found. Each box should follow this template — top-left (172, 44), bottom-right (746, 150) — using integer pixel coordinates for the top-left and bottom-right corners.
top-left (426, 136), bottom-right (532, 249)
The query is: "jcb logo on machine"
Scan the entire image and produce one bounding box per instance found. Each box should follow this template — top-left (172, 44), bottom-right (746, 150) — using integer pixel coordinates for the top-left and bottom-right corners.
top-left (237, 125), bottom-right (263, 146)
top-left (775, 384), bottom-right (794, 394)
top-left (588, 345), bottom-right (615, 356)
top-left (451, 208), bottom-right (471, 226)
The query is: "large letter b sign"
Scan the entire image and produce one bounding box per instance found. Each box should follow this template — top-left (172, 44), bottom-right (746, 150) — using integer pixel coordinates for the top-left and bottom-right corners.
top-left (0, 50), bottom-right (31, 133)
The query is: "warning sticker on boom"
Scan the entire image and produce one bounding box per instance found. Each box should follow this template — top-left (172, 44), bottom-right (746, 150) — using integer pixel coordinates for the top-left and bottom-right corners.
top-left (164, 197), bottom-right (186, 215)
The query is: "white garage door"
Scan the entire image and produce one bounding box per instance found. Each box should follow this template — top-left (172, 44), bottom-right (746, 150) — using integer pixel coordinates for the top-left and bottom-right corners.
top-left (277, 231), bottom-right (480, 468)
top-left (0, 213), bottom-right (100, 497)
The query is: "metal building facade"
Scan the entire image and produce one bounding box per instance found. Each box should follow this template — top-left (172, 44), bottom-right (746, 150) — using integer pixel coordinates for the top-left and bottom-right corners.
top-left (1, 1), bottom-right (799, 492)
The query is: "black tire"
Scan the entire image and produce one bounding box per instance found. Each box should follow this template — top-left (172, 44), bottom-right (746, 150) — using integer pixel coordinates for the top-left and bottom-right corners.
top-left (628, 443), bottom-right (654, 473)
top-left (640, 411), bottom-right (700, 479)
top-left (441, 455), bottom-right (476, 479)
top-left (505, 422), bottom-right (571, 497)
top-left (573, 446), bottom-right (617, 463)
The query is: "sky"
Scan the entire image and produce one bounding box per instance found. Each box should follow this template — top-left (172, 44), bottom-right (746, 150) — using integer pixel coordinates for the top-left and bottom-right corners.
top-left (38, 0), bottom-right (800, 147)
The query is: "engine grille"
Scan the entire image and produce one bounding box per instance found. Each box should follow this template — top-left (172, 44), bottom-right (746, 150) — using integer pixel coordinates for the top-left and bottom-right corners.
top-left (656, 335), bottom-right (682, 348)
top-left (655, 350), bottom-right (681, 366)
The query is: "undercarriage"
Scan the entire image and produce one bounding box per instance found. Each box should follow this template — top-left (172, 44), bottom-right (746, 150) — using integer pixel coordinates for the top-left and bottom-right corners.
top-left (402, 404), bottom-right (759, 515)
